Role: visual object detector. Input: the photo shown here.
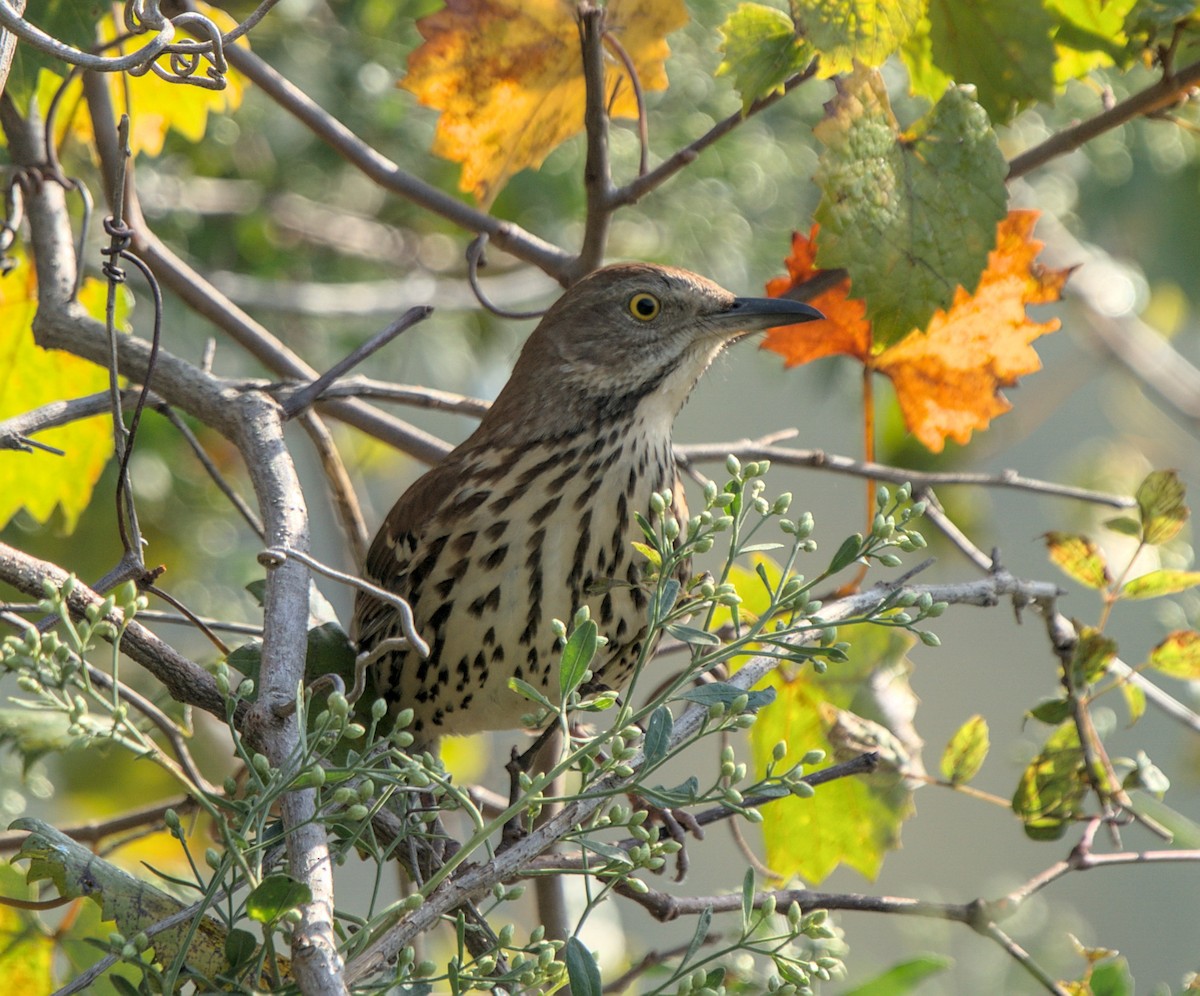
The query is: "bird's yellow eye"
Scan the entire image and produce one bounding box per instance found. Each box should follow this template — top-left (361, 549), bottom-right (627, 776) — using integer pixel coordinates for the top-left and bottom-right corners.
top-left (628, 292), bottom-right (661, 321)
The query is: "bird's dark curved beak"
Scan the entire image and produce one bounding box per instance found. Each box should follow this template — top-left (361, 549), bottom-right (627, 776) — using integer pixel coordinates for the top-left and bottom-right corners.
top-left (719, 295), bottom-right (824, 332)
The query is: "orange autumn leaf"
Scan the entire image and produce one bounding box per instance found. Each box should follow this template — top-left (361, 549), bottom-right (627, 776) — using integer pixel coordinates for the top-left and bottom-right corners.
top-left (401, 0), bottom-right (688, 205)
top-left (763, 226), bottom-right (871, 364)
top-left (763, 211), bottom-right (1070, 452)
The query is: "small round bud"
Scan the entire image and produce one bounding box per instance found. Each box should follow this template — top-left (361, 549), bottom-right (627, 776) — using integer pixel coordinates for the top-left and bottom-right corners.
top-left (371, 697), bottom-right (388, 721)
top-left (726, 454), bottom-right (741, 477)
top-left (920, 630), bottom-right (942, 647)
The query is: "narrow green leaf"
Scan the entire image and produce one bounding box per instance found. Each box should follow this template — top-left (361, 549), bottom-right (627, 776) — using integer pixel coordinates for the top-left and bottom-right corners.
top-left (246, 874), bottom-right (312, 924)
top-left (1120, 569), bottom-right (1200, 600)
top-left (940, 714), bottom-right (989, 785)
top-left (643, 706), bottom-right (673, 766)
top-left (741, 542), bottom-right (785, 554)
top-left (664, 622), bottom-right (721, 646)
top-left (1136, 469), bottom-right (1188, 545)
top-left (564, 937), bottom-right (602, 996)
top-left (1103, 515), bottom-right (1141, 537)
top-left (578, 839), bottom-right (634, 868)
top-left (680, 682), bottom-right (775, 711)
top-left (685, 905), bottom-right (713, 967)
top-left (651, 578), bottom-right (681, 626)
top-left (828, 533), bottom-right (864, 574)
top-left (741, 868), bottom-right (755, 931)
top-left (508, 677), bottom-right (555, 709)
top-left (560, 619), bottom-right (598, 697)
top-left (640, 776), bottom-right (700, 807)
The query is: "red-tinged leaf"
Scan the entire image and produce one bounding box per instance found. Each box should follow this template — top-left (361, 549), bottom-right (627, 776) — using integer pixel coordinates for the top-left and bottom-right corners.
top-left (1044, 532), bottom-right (1110, 589)
top-left (940, 714), bottom-right (989, 785)
top-left (1146, 630), bottom-right (1200, 681)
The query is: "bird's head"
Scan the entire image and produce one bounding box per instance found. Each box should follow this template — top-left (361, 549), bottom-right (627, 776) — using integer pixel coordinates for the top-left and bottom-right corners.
top-left (481, 263), bottom-right (824, 441)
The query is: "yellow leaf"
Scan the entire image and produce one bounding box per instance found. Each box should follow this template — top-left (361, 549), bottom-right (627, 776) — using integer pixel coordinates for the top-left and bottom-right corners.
top-left (0, 862), bottom-right (54, 995)
top-left (749, 623), bottom-right (917, 883)
top-left (42, 3), bottom-right (249, 159)
top-left (1044, 532), bottom-right (1110, 589)
top-left (0, 249), bottom-right (131, 532)
top-left (940, 714), bottom-right (989, 785)
top-left (1146, 630), bottom-right (1200, 681)
top-left (1135, 469), bottom-right (1188, 546)
top-left (401, 0), bottom-right (688, 205)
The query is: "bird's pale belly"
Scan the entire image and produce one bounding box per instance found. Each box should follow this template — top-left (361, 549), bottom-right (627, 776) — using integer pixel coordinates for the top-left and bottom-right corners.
top-left (384, 432), bottom-right (673, 738)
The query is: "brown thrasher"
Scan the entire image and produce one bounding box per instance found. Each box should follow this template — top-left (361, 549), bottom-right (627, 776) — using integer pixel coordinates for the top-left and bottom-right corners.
top-left (353, 263), bottom-right (822, 742)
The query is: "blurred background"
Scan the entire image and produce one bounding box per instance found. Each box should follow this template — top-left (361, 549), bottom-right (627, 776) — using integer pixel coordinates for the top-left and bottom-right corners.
top-left (3, 0), bottom-right (1199, 991)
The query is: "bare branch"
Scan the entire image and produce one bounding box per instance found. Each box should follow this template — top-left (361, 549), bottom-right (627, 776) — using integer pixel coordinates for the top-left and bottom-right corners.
top-left (677, 438), bottom-right (1136, 509)
top-left (1008, 55), bottom-right (1200, 180)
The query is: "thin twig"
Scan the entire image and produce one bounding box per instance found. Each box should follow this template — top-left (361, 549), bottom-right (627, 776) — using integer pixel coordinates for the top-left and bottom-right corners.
top-left (281, 306), bottom-right (433, 419)
top-left (1008, 55), bottom-right (1200, 179)
top-left (574, 3), bottom-right (614, 280)
top-left (257, 545), bottom-right (430, 658)
top-left (296, 410), bottom-right (369, 565)
top-left (677, 439), bottom-right (1136, 510)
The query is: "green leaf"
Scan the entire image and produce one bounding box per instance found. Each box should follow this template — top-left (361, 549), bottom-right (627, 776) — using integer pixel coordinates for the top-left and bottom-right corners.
top-left (1146, 630), bottom-right (1200, 680)
top-left (224, 928), bottom-right (258, 971)
top-left (643, 705), bottom-right (673, 766)
top-left (245, 578), bottom-right (268, 606)
top-left (1049, 0), bottom-right (1134, 83)
top-left (1044, 532), bottom-right (1110, 588)
top-left (679, 681), bottom-right (775, 711)
top-left (1027, 696), bottom-right (1071, 725)
top-left (1012, 722), bottom-right (1088, 840)
top-left (1136, 469), bottom-right (1189, 545)
top-left (740, 868), bottom-right (754, 931)
top-left (640, 776), bottom-right (700, 807)
top-left (1087, 956), bottom-right (1135, 996)
top-left (939, 714), bottom-right (989, 785)
top-left (246, 873), bottom-right (312, 924)
top-left (841, 954), bottom-right (954, 995)
top-left (560, 619), bottom-right (598, 697)
top-left (650, 577), bottom-right (681, 626)
top-left (1120, 569), bottom-right (1200, 600)
top-left (508, 677), bottom-right (555, 709)
top-left (685, 905), bottom-right (713, 967)
top-left (1069, 628), bottom-right (1117, 688)
top-left (564, 937), bottom-right (602, 996)
top-left (791, 0), bottom-right (923, 74)
top-left (813, 67), bottom-right (1007, 345)
top-left (925, 0), bottom-right (1057, 121)
top-left (577, 839), bottom-right (634, 868)
top-left (717, 4), bottom-right (811, 111)
top-left (1103, 515), bottom-right (1142, 537)
top-left (828, 533), bottom-right (864, 574)
top-left (663, 622), bottom-right (721, 646)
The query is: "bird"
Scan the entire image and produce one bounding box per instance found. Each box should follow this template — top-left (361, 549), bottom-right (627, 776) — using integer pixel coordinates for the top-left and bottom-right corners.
top-left (352, 263), bottom-right (823, 744)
